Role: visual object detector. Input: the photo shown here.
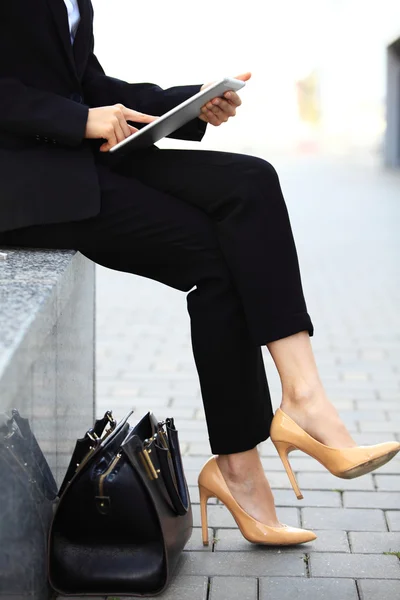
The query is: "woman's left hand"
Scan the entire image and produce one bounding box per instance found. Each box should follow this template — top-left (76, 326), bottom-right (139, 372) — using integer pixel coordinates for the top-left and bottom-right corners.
top-left (199, 72), bottom-right (251, 126)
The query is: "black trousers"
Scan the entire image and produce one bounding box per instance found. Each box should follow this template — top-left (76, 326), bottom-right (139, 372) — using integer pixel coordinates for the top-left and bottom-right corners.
top-left (0, 148), bottom-right (313, 454)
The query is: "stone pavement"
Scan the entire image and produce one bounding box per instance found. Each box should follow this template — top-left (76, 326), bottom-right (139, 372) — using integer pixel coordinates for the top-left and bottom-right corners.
top-left (60, 155), bottom-right (400, 600)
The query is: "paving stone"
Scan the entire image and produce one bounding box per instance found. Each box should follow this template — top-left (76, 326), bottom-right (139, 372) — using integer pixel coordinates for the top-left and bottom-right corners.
top-left (137, 575), bottom-right (209, 600)
top-left (265, 472), bottom-right (294, 489)
top-left (349, 531), bottom-right (400, 553)
top-left (176, 551), bottom-right (306, 577)
top-left (339, 410), bottom-right (388, 421)
top-left (310, 552), bottom-right (400, 578)
top-left (259, 577), bottom-right (358, 600)
top-left (191, 504), bottom-right (299, 529)
top-left (386, 511), bottom-right (400, 531)
top-left (259, 441), bottom-right (281, 457)
top-left (188, 486), bottom-right (217, 504)
top-left (352, 432), bottom-right (400, 445)
top-left (374, 475), bottom-right (400, 490)
top-left (209, 576), bottom-right (257, 600)
top-left (165, 407), bottom-right (197, 419)
top-left (173, 420), bottom-right (208, 431)
top-left (273, 489), bottom-right (342, 508)
top-left (185, 444), bottom-right (212, 456)
top-left (302, 508), bottom-right (387, 531)
top-left (387, 411), bottom-right (400, 421)
top-left (357, 579), bottom-right (400, 600)
top-left (359, 421), bottom-right (400, 433)
top-left (297, 472), bottom-right (375, 491)
top-left (185, 528), bottom-right (213, 552)
top-left (371, 460), bottom-right (400, 475)
top-left (343, 491), bottom-right (400, 509)
top-left (178, 432), bottom-right (210, 445)
top-left (355, 401), bottom-right (400, 410)
top-left (275, 456), bottom-right (327, 472)
top-left (214, 528), bottom-right (349, 553)
top-left (184, 456), bottom-right (215, 470)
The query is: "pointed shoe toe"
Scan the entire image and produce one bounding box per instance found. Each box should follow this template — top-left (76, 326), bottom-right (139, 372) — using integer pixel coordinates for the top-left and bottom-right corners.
top-left (278, 525), bottom-right (317, 545)
top-left (246, 523), bottom-right (317, 546)
top-left (198, 456), bottom-right (317, 547)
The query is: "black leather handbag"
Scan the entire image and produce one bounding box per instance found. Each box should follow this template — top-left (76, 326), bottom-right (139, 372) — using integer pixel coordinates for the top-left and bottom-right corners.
top-left (48, 410), bottom-right (192, 597)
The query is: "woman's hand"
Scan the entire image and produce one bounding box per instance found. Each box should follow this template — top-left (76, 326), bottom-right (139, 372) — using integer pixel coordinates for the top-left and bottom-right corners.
top-left (199, 72), bottom-right (251, 126)
top-left (85, 104), bottom-right (158, 152)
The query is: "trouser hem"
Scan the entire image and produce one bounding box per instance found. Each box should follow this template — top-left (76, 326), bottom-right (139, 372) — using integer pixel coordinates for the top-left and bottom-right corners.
top-left (209, 428), bottom-right (271, 455)
top-left (255, 312), bottom-right (314, 346)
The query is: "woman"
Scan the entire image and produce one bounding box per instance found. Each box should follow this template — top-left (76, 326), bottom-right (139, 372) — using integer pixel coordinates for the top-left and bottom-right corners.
top-left (1, 0), bottom-right (399, 547)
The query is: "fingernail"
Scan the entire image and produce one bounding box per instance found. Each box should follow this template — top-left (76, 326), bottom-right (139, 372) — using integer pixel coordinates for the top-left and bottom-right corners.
top-left (213, 99), bottom-right (220, 105)
top-left (225, 92), bottom-right (231, 98)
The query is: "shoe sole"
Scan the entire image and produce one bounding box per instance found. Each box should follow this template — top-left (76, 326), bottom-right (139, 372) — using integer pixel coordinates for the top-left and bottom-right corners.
top-left (338, 449), bottom-right (400, 479)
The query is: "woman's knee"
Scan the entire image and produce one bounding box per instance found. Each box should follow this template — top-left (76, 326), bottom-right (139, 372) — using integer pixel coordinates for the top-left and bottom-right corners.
top-left (241, 154), bottom-right (280, 184)
top-left (228, 155), bottom-right (283, 215)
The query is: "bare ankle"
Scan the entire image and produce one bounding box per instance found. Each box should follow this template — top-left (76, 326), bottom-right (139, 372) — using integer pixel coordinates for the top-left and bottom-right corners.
top-left (281, 380), bottom-right (326, 410)
top-left (216, 448), bottom-right (262, 482)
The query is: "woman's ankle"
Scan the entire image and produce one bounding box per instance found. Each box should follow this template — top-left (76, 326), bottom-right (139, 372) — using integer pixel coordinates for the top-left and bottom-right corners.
top-left (216, 448), bottom-right (263, 482)
top-left (281, 379), bottom-right (327, 412)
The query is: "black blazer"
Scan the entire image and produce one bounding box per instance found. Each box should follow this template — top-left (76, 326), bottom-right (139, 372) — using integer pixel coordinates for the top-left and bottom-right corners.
top-left (0, 0), bottom-right (206, 232)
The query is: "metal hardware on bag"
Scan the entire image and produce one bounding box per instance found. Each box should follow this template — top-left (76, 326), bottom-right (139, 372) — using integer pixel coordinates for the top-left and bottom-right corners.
top-left (74, 445), bottom-right (96, 476)
top-left (105, 411), bottom-right (117, 431)
top-left (87, 429), bottom-right (99, 442)
top-left (139, 452), bottom-right (153, 480)
top-left (158, 428), bottom-right (169, 452)
top-left (95, 495), bottom-right (111, 515)
top-left (144, 435), bottom-right (157, 447)
top-left (140, 448), bottom-right (159, 480)
top-left (98, 453), bottom-right (122, 500)
top-left (106, 411), bottom-right (115, 424)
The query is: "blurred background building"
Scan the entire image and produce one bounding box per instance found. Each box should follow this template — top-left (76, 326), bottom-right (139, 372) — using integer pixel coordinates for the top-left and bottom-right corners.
top-left (91, 0), bottom-right (400, 165)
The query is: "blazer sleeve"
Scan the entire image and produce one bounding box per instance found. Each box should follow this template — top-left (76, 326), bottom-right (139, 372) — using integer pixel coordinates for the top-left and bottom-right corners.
top-left (81, 52), bottom-right (207, 142)
top-left (0, 77), bottom-right (89, 146)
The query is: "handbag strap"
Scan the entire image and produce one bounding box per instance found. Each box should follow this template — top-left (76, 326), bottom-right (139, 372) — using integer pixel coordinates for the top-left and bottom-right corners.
top-left (58, 411), bottom-right (118, 497)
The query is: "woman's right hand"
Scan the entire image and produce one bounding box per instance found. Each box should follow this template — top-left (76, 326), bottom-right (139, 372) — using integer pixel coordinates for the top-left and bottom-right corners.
top-left (85, 104), bottom-right (158, 152)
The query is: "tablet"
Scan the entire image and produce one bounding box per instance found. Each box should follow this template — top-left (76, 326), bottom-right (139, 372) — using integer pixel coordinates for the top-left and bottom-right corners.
top-left (109, 77), bottom-right (246, 153)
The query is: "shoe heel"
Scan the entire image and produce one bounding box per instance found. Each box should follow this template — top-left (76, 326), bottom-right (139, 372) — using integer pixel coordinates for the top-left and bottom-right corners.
top-left (273, 441), bottom-right (303, 500)
top-left (199, 484), bottom-right (213, 546)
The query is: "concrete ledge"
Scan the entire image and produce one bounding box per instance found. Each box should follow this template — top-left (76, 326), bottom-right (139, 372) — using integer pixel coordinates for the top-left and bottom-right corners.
top-left (0, 249), bottom-right (95, 600)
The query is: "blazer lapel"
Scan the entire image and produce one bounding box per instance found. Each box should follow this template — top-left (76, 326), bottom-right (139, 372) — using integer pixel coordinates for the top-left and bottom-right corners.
top-left (45, 0), bottom-right (77, 79)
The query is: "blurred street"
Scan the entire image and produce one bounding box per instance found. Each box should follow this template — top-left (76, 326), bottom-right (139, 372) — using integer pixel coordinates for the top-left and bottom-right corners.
top-left (94, 154), bottom-right (400, 599)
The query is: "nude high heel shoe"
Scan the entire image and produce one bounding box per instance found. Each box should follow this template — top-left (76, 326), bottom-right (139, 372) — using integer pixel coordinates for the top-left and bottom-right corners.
top-left (271, 408), bottom-right (400, 500)
top-left (197, 456), bottom-right (316, 546)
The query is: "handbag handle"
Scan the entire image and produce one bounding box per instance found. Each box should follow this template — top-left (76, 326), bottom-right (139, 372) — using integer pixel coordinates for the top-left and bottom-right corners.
top-left (58, 411), bottom-right (118, 497)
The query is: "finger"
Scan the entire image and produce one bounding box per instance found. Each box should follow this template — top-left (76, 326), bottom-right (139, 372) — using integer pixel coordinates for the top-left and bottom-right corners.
top-left (205, 110), bottom-right (222, 126)
top-left (223, 91), bottom-right (242, 107)
top-left (122, 107), bottom-right (158, 123)
top-left (210, 98), bottom-right (237, 116)
top-left (200, 105), bottom-right (223, 124)
top-left (101, 123), bottom-right (139, 151)
top-left (233, 72), bottom-right (252, 82)
top-left (117, 114), bottom-right (133, 139)
top-left (100, 129), bottom-right (117, 152)
top-left (206, 105), bottom-right (225, 119)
